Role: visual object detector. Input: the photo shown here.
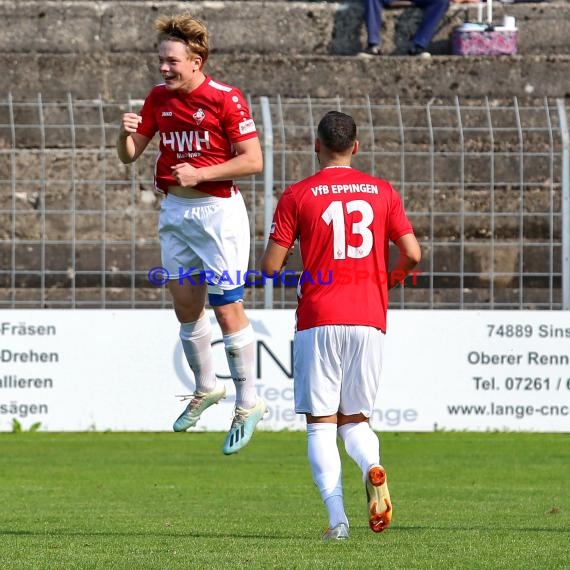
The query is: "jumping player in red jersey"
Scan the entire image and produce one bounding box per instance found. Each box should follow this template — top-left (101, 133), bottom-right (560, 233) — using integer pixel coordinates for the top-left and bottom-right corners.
top-left (261, 111), bottom-right (421, 539)
top-left (117, 14), bottom-right (266, 455)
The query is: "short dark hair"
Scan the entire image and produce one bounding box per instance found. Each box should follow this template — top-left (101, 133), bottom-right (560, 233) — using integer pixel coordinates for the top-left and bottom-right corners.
top-left (317, 111), bottom-right (357, 153)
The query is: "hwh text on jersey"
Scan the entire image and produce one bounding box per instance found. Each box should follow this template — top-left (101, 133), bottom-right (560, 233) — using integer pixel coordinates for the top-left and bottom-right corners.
top-left (161, 130), bottom-right (211, 152)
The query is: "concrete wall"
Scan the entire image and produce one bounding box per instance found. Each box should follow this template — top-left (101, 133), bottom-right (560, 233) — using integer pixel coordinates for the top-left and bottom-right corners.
top-left (0, 0), bottom-right (569, 99)
top-left (1, 1), bottom-right (568, 307)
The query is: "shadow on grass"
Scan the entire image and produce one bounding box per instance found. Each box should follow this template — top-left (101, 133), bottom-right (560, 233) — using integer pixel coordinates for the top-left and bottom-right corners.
top-left (0, 529), bottom-right (311, 539)
top-left (1, 524), bottom-right (567, 538)
top-left (393, 524), bottom-right (567, 534)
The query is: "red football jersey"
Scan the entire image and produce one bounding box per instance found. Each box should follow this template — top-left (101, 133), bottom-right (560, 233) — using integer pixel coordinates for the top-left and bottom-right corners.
top-left (136, 77), bottom-right (258, 197)
top-left (270, 166), bottom-right (414, 332)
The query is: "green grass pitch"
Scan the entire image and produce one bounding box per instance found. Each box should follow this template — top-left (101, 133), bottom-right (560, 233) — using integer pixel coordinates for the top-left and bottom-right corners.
top-left (0, 432), bottom-right (568, 569)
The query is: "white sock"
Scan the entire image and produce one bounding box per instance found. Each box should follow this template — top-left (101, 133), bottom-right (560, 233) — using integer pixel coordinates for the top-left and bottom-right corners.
top-left (307, 423), bottom-right (349, 528)
top-left (338, 422), bottom-right (381, 482)
top-left (179, 315), bottom-right (217, 394)
top-left (223, 324), bottom-right (257, 409)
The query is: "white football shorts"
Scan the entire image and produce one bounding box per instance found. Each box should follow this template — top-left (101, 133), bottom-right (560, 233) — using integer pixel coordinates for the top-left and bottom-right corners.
top-left (293, 325), bottom-right (385, 417)
top-left (158, 192), bottom-right (250, 292)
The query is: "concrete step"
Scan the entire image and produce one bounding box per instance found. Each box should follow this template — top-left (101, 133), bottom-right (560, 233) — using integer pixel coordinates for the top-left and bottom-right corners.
top-left (1, 101), bottom-right (562, 148)
top-left (3, 284), bottom-right (560, 310)
top-left (0, 179), bottom-right (560, 240)
top-left (0, 271), bottom-right (561, 310)
top-left (1, 52), bottom-right (568, 100)
top-left (1, 1), bottom-right (568, 56)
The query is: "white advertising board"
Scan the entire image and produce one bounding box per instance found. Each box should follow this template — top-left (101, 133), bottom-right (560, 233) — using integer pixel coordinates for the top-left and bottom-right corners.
top-left (0, 310), bottom-right (569, 432)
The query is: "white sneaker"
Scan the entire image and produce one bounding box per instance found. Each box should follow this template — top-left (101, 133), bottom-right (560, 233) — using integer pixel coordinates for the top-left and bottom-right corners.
top-left (322, 523), bottom-right (349, 540)
top-left (357, 45), bottom-right (382, 58)
top-left (172, 386), bottom-right (227, 432)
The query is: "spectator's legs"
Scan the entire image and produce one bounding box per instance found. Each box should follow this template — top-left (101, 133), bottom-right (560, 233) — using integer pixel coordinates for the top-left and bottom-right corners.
top-left (362, 0), bottom-right (385, 47)
top-left (411, 0), bottom-right (450, 50)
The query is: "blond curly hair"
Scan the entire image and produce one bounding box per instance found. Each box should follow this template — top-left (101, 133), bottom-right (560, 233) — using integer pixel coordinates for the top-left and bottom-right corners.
top-left (155, 14), bottom-right (209, 65)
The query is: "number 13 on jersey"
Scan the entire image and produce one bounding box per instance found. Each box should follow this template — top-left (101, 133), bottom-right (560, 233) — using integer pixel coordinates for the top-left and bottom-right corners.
top-left (321, 199), bottom-right (374, 260)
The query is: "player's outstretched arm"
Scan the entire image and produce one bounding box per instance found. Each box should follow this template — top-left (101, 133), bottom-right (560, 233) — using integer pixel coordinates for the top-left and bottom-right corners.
top-left (389, 233), bottom-right (421, 289)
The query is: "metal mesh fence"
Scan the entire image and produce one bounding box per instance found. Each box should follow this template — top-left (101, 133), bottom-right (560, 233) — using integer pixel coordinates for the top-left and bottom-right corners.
top-left (0, 94), bottom-right (568, 310)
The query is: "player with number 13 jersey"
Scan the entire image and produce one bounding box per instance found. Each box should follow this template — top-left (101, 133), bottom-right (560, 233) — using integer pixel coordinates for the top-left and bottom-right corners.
top-left (269, 166), bottom-right (413, 332)
top-left (262, 111), bottom-right (420, 539)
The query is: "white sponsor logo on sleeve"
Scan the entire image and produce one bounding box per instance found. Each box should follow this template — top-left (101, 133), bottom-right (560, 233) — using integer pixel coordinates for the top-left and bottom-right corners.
top-left (238, 119), bottom-right (256, 135)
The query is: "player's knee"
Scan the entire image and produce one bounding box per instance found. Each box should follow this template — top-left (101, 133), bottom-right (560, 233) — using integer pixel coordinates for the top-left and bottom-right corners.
top-left (179, 313), bottom-right (210, 341)
top-left (173, 304), bottom-right (204, 324)
top-left (337, 412), bottom-right (368, 427)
